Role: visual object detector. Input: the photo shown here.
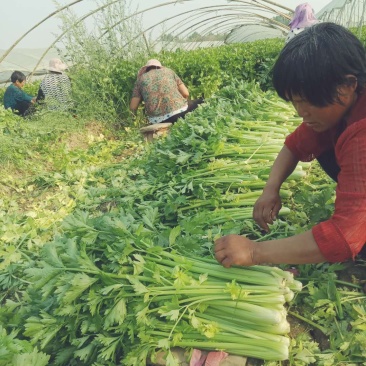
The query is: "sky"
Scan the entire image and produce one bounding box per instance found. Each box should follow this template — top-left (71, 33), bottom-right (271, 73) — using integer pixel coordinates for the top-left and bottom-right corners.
top-left (0, 0), bottom-right (333, 50)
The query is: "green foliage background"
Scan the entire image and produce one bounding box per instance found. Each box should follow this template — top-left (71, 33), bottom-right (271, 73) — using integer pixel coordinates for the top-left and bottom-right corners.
top-left (66, 38), bottom-right (283, 124)
top-left (0, 39), bottom-right (282, 124)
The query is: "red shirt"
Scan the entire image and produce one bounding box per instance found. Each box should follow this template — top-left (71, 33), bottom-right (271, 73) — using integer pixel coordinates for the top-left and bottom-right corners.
top-left (285, 92), bottom-right (366, 262)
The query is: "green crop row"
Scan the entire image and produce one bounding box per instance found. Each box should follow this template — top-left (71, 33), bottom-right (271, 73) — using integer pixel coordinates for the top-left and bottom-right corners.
top-left (3, 25), bottom-right (366, 125)
top-left (66, 38), bottom-right (284, 124)
top-left (64, 26), bottom-right (366, 124)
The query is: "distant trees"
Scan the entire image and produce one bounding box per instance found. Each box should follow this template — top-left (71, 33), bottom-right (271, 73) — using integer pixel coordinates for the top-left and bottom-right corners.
top-left (160, 33), bottom-right (181, 42)
top-left (160, 32), bottom-right (227, 43)
top-left (273, 13), bottom-right (292, 26)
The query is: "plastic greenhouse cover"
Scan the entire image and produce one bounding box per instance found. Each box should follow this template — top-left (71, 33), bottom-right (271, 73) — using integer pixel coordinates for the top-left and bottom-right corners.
top-left (226, 24), bottom-right (285, 43)
top-left (317, 0), bottom-right (347, 19)
top-left (0, 48), bottom-right (61, 85)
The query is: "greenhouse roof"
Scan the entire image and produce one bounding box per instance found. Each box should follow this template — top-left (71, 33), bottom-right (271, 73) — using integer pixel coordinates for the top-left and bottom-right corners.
top-left (317, 0), bottom-right (347, 18)
top-left (3, 0), bottom-right (363, 82)
top-left (0, 48), bottom-right (61, 84)
top-left (226, 24), bottom-right (286, 43)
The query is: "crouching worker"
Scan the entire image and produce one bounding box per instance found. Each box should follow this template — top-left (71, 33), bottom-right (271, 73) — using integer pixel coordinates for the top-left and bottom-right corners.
top-left (214, 23), bottom-right (366, 268)
top-left (130, 59), bottom-right (204, 124)
top-left (3, 71), bottom-right (36, 117)
top-left (37, 58), bottom-right (73, 112)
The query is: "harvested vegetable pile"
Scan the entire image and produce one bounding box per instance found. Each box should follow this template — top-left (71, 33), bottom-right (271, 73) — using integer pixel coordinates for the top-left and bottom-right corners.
top-left (83, 81), bottom-right (309, 244)
top-left (24, 213), bottom-right (302, 364)
top-left (5, 81), bottom-right (362, 366)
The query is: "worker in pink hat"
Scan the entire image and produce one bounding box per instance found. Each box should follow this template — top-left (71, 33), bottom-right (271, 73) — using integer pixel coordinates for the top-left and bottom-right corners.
top-left (285, 3), bottom-right (319, 44)
top-left (130, 59), bottom-right (203, 124)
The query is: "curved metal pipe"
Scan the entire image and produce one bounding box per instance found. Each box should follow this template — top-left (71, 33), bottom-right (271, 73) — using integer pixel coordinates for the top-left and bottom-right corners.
top-left (29, 1), bottom-right (204, 76)
top-left (0, 0), bottom-right (83, 64)
top-left (102, 1), bottom-right (291, 45)
top-left (120, 2), bottom-right (290, 52)
top-left (167, 9), bottom-right (287, 47)
top-left (13, 0), bottom-right (294, 76)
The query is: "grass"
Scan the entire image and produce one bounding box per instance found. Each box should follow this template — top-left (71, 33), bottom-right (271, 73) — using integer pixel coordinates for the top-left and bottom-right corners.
top-left (0, 109), bottom-right (144, 215)
top-left (0, 112), bottom-right (86, 168)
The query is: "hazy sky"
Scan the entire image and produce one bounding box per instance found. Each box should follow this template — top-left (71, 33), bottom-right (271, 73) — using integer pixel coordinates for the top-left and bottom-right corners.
top-left (0, 0), bottom-right (333, 50)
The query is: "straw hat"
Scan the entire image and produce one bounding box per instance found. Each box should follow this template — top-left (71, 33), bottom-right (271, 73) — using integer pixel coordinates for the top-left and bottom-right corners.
top-left (145, 59), bottom-right (162, 68)
top-left (137, 59), bottom-right (162, 78)
top-left (48, 58), bottom-right (68, 73)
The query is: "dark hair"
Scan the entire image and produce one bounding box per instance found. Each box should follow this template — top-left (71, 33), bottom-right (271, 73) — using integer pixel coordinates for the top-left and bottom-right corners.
top-left (273, 23), bottom-right (366, 107)
top-left (11, 71), bottom-right (26, 83)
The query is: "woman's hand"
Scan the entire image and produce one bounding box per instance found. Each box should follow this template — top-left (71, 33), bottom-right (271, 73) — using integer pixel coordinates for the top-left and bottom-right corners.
top-left (251, 146), bottom-right (298, 232)
top-left (214, 234), bottom-right (257, 267)
top-left (253, 188), bottom-right (282, 232)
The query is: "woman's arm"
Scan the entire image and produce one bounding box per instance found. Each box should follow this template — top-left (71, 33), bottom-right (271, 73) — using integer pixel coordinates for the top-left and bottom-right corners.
top-left (262, 145), bottom-right (299, 192)
top-left (253, 145), bottom-right (299, 231)
top-left (178, 83), bottom-right (189, 99)
top-left (130, 96), bottom-right (142, 115)
top-left (214, 230), bottom-right (326, 267)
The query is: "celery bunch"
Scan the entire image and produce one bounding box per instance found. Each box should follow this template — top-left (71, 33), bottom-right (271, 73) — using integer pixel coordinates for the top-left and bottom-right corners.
top-left (23, 213), bottom-right (302, 365)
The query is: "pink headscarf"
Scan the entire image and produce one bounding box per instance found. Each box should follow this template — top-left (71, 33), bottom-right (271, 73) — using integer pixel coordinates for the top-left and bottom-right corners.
top-left (289, 3), bottom-right (318, 30)
top-left (137, 59), bottom-right (162, 79)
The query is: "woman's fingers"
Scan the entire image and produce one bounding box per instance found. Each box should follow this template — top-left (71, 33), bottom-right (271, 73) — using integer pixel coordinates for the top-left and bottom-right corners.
top-left (214, 241), bottom-right (232, 267)
top-left (272, 201), bottom-right (282, 220)
top-left (214, 245), bottom-right (225, 262)
top-left (263, 207), bottom-right (275, 225)
top-left (253, 194), bottom-right (282, 232)
top-left (220, 257), bottom-right (232, 268)
top-left (214, 234), bottom-right (256, 267)
top-left (253, 203), bottom-right (272, 232)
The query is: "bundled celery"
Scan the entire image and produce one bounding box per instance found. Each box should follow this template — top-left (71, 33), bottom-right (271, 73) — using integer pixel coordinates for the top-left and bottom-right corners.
top-left (129, 82), bottom-right (308, 238)
top-left (22, 213), bottom-right (302, 365)
top-left (2, 81), bottom-right (313, 365)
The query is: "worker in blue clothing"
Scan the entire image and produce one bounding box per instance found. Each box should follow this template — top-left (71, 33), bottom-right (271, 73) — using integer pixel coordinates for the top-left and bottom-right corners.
top-left (3, 71), bottom-right (36, 117)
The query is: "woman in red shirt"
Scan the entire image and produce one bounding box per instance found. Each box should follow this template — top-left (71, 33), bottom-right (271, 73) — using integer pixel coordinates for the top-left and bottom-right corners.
top-left (215, 23), bottom-right (366, 267)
